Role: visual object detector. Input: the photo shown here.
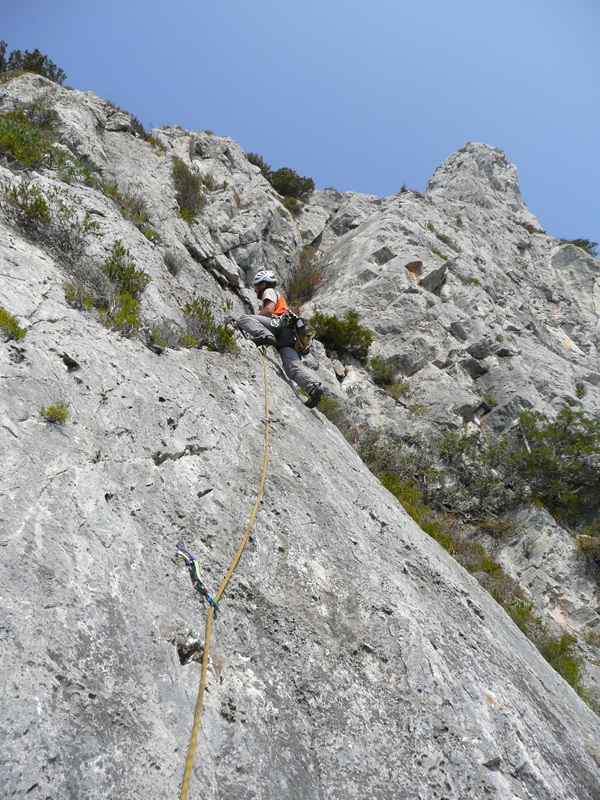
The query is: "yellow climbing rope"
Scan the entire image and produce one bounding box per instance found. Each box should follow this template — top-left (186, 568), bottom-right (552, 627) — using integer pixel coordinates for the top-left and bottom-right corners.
top-left (179, 348), bottom-right (270, 800)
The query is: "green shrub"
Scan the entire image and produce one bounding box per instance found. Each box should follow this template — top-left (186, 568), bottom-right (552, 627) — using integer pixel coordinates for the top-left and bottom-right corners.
top-left (436, 408), bottom-right (600, 523)
top-left (246, 152), bottom-right (272, 180)
top-left (504, 600), bottom-right (585, 690)
top-left (427, 222), bottom-right (458, 251)
top-left (369, 357), bottom-right (411, 399)
top-left (115, 189), bottom-right (149, 228)
top-left (270, 167), bottom-right (314, 200)
top-left (172, 156), bottom-right (203, 223)
top-left (129, 113), bottom-right (148, 140)
top-left (100, 292), bottom-right (143, 336)
top-left (0, 105), bottom-right (57, 168)
top-left (380, 472), bottom-right (455, 553)
top-left (519, 221), bottom-right (544, 234)
top-left (436, 231), bottom-right (457, 250)
top-left (63, 240), bottom-right (148, 337)
top-left (315, 396), bottom-right (355, 439)
top-left (101, 181), bottom-right (161, 240)
top-left (366, 433), bottom-right (519, 582)
top-left (63, 281), bottom-right (97, 310)
top-left (369, 356), bottom-right (395, 387)
top-left (0, 42), bottom-right (66, 84)
top-left (181, 297), bottom-right (239, 354)
top-left (245, 155), bottom-right (314, 208)
top-left (51, 146), bottom-right (96, 185)
top-left (47, 191), bottom-right (99, 264)
top-left (96, 243), bottom-right (148, 337)
top-left (146, 320), bottom-right (181, 352)
top-left (40, 400), bottom-right (69, 424)
top-left (481, 393), bottom-right (497, 407)
top-left (475, 518), bottom-right (516, 538)
top-left (0, 306), bottom-right (26, 340)
top-left (355, 426), bottom-right (524, 533)
top-left (21, 98), bottom-right (60, 131)
top-left (327, 420), bottom-right (595, 704)
top-left (101, 240), bottom-right (149, 299)
top-left (506, 598), bottom-right (540, 636)
top-left (280, 196), bottom-right (302, 216)
top-left (147, 135), bottom-right (166, 154)
top-left (439, 430), bottom-right (526, 519)
top-left (367, 409), bottom-right (600, 530)
top-left (144, 229), bottom-right (162, 244)
top-left (3, 181), bottom-right (99, 266)
top-left (287, 246), bottom-right (323, 310)
top-left (431, 247), bottom-right (448, 261)
top-left (3, 181), bottom-right (50, 232)
top-left (539, 633), bottom-right (582, 691)
top-left (309, 309), bottom-right (372, 364)
top-left (519, 408), bottom-right (600, 522)
top-left (386, 380), bottom-right (411, 401)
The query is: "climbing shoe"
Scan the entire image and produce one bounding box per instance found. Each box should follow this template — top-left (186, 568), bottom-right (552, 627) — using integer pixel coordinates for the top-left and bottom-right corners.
top-left (304, 386), bottom-right (324, 409)
top-left (251, 334), bottom-right (275, 347)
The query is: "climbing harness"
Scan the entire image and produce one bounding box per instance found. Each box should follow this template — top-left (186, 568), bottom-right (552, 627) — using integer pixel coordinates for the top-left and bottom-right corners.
top-left (176, 547), bottom-right (220, 613)
top-left (284, 311), bottom-right (315, 356)
top-left (178, 346), bottom-right (271, 800)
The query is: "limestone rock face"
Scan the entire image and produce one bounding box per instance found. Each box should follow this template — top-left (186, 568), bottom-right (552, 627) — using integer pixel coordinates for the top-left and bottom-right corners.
top-left (299, 142), bottom-right (600, 702)
top-left (426, 142), bottom-right (528, 214)
top-left (1, 76), bottom-right (600, 799)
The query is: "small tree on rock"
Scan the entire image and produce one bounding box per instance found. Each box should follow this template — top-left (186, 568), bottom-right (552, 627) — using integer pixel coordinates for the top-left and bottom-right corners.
top-left (0, 42), bottom-right (67, 84)
top-left (270, 167), bottom-right (314, 200)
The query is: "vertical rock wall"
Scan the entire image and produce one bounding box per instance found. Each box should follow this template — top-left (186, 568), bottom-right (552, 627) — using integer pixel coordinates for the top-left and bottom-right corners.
top-left (1, 74), bottom-right (599, 799)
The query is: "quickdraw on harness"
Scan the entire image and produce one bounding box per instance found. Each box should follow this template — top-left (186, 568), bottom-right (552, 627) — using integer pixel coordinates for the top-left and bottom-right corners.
top-left (176, 547), bottom-right (220, 613)
top-left (281, 310), bottom-right (315, 356)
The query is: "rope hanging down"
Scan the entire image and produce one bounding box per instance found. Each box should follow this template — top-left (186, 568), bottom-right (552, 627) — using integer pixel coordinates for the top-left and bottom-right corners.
top-left (179, 347), bottom-right (271, 800)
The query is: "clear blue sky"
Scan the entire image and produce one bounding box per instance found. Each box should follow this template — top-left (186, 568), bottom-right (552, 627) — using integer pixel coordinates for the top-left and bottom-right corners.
top-left (3, 0), bottom-right (599, 245)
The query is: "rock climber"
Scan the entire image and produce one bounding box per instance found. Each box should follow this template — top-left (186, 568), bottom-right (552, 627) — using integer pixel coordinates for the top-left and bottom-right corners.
top-left (235, 270), bottom-right (324, 408)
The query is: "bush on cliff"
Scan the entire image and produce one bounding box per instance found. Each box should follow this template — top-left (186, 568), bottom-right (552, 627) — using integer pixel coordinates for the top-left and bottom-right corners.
top-left (286, 246), bottom-right (323, 310)
top-left (0, 306), bottom-right (26, 340)
top-left (3, 181), bottom-right (99, 266)
top-left (519, 408), bottom-right (600, 523)
top-left (40, 400), bottom-right (69, 424)
top-left (352, 425), bottom-right (589, 698)
top-left (309, 309), bottom-right (372, 364)
top-left (245, 153), bottom-right (314, 214)
top-left (0, 41), bottom-right (66, 84)
top-left (270, 167), bottom-right (314, 201)
top-left (246, 152), bottom-right (272, 180)
top-left (0, 106), bottom-right (57, 167)
top-left (369, 357), bottom-right (411, 401)
top-left (181, 297), bottom-right (240, 354)
top-left (172, 156), bottom-right (204, 223)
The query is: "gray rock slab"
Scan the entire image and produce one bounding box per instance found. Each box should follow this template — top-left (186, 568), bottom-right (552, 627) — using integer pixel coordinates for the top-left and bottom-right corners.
top-left (1, 75), bottom-right (600, 800)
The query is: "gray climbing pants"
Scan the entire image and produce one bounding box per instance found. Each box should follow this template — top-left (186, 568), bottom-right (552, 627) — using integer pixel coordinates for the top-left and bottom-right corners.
top-left (236, 314), bottom-right (322, 394)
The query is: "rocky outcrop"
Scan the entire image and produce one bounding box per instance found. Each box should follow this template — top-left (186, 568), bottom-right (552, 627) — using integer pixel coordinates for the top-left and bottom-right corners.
top-left (299, 141), bottom-right (600, 697)
top-left (1, 75), bottom-right (600, 799)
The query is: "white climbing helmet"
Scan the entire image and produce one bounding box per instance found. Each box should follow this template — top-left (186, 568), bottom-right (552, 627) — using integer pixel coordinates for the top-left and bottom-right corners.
top-left (252, 270), bottom-right (278, 286)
